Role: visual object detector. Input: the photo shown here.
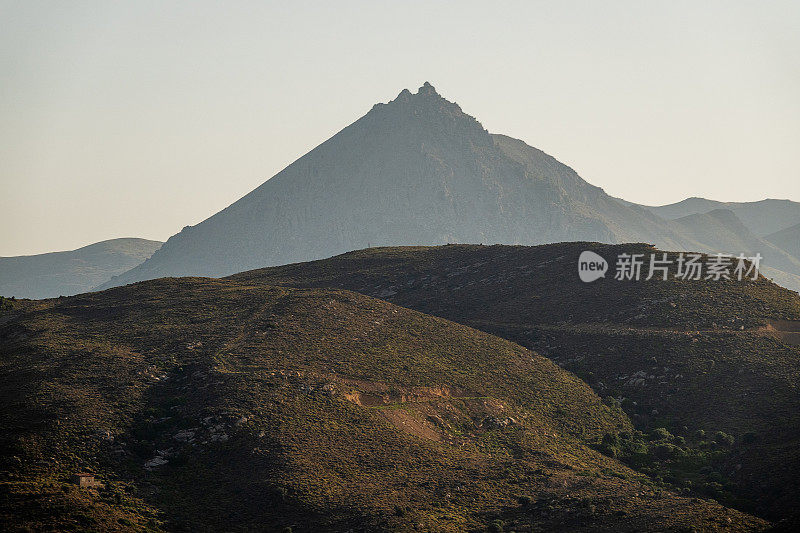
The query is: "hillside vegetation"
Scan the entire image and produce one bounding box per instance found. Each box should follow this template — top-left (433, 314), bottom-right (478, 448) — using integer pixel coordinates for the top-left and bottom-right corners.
top-left (231, 242), bottom-right (800, 520)
top-left (1, 277), bottom-right (767, 531)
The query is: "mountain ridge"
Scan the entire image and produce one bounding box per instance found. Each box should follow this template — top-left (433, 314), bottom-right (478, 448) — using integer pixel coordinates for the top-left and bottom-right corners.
top-left (640, 197), bottom-right (800, 237)
top-left (765, 222), bottom-right (800, 259)
top-left (0, 238), bottom-right (162, 299)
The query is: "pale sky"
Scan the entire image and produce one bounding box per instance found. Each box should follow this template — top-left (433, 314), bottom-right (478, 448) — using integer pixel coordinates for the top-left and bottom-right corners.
top-left (1, 1), bottom-right (798, 256)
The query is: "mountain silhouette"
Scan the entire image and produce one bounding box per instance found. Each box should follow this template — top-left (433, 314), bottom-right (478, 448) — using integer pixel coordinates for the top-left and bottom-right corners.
top-left (0, 238), bottom-right (162, 299)
top-left (94, 83), bottom-right (799, 292)
top-left (98, 83), bottom-right (699, 289)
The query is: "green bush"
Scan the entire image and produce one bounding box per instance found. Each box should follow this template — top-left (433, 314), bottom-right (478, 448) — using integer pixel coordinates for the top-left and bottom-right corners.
top-left (488, 519), bottom-right (504, 533)
top-left (599, 443), bottom-right (620, 458)
top-left (603, 396), bottom-right (621, 409)
top-left (714, 431), bottom-right (734, 446)
top-left (602, 432), bottom-right (620, 446)
top-left (651, 427), bottom-right (673, 441)
top-left (653, 443), bottom-right (676, 460)
top-left (622, 439), bottom-right (649, 456)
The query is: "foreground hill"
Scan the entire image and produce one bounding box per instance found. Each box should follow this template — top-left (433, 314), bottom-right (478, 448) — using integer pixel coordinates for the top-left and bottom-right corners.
top-left (0, 278), bottom-right (766, 531)
top-left (0, 238), bottom-right (162, 299)
top-left (230, 242), bottom-right (800, 520)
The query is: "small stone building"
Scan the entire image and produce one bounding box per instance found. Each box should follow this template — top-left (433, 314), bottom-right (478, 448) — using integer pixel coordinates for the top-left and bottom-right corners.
top-left (72, 472), bottom-right (99, 488)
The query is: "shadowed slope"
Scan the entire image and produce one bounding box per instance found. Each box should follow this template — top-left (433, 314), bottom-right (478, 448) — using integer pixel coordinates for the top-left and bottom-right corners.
top-left (2, 276), bottom-right (766, 531)
top-left (230, 242), bottom-right (800, 519)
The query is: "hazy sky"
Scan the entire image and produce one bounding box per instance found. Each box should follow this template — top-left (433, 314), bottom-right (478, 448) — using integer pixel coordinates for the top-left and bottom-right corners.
top-left (1, 1), bottom-right (798, 256)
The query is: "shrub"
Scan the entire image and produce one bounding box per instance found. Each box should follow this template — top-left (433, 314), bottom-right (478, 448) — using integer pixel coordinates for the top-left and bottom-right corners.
top-left (517, 495), bottom-right (532, 507)
top-left (602, 432), bottom-right (620, 446)
top-left (653, 443), bottom-right (677, 460)
top-left (622, 439), bottom-right (648, 456)
top-left (741, 432), bottom-right (758, 445)
top-left (714, 431), bottom-right (734, 446)
top-left (603, 396), bottom-right (621, 409)
top-left (703, 482), bottom-right (723, 496)
top-left (673, 435), bottom-right (686, 446)
top-left (694, 429), bottom-right (706, 440)
top-left (651, 427), bottom-right (673, 441)
top-left (488, 520), bottom-right (504, 533)
top-left (599, 443), bottom-right (619, 458)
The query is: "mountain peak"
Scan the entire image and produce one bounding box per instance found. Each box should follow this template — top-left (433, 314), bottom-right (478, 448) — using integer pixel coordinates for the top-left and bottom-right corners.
top-left (392, 82), bottom-right (442, 103)
top-left (417, 81), bottom-right (438, 95)
top-left (100, 82), bottom-right (677, 288)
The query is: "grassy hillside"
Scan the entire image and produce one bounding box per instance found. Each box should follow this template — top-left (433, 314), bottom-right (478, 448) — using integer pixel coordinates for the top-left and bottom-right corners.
top-left (231, 242), bottom-right (800, 520)
top-left (1, 277), bottom-right (766, 531)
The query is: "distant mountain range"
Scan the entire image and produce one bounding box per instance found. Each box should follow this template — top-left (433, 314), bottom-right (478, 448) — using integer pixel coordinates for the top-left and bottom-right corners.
top-left (90, 83), bottom-right (797, 293)
top-left (766, 222), bottom-right (800, 259)
top-left (637, 197), bottom-right (800, 237)
top-left (0, 238), bottom-right (162, 299)
top-left (3, 83), bottom-right (796, 297)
